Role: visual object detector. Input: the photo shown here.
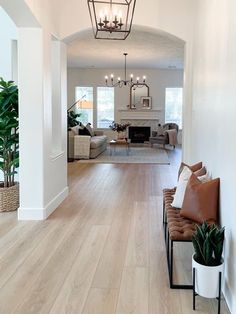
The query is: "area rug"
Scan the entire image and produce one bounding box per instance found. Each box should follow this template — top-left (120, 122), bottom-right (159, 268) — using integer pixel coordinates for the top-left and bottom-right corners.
top-left (77, 145), bottom-right (170, 164)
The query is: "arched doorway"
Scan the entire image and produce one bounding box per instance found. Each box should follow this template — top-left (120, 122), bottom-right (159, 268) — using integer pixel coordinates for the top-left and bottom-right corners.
top-left (65, 25), bottom-right (186, 165)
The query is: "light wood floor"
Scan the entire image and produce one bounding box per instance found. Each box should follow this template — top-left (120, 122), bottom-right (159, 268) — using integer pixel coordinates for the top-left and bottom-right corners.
top-left (0, 147), bottom-right (230, 313)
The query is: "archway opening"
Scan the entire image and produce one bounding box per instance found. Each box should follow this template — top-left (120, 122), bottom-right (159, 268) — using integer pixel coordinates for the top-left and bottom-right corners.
top-left (66, 25), bottom-right (185, 165)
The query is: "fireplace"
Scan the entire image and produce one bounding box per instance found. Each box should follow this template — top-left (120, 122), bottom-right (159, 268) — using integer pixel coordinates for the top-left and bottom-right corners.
top-left (128, 126), bottom-right (151, 143)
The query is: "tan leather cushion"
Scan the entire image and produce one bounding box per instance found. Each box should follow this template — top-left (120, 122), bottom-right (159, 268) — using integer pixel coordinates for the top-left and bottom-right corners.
top-left (178, 162), bottom-right (202, 179)
top-left (163, 188), bottom-right (197, 241)
top-left (194, 166), bottom-right (207, 177)
top-left (180, 174), bottom-right (219, 223)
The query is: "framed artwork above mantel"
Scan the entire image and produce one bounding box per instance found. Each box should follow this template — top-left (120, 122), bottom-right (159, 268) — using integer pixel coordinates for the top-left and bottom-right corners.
top-left (141, 96), bottom-right (152, 109)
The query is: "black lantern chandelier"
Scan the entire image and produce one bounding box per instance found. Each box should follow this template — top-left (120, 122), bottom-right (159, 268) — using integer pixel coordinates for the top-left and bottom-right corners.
top-left (105, 53), bottom-right (146, 88)
top-left (87, 0), bottom-right (136, 40)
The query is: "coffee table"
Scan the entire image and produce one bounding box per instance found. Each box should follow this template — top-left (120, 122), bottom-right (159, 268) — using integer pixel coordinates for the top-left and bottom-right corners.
top-left (109, 139), bottom-right (131, 156)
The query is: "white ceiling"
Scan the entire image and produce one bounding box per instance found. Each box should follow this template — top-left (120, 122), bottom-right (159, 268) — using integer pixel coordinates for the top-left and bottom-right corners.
top-left (67, 26), bottom-right (185, 70)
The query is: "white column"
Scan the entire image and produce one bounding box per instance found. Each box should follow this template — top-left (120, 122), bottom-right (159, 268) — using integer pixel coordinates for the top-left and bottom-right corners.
top-left (17, 28), bottom-right (45, 220)
top-left (182, 41), bottom-right (194, 163)
top-left (18, 29), bottom-right (68, 220)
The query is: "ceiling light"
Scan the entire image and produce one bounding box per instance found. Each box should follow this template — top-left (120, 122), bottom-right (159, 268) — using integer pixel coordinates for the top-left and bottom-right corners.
top-left (87, 0), bottom-right (136, 40)
top-left (105, 53), bottom-right (147, 88)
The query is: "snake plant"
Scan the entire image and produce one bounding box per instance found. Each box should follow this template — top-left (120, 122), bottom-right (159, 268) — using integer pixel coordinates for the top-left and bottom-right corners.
top-left (192, 222), bottom-right (225, 266)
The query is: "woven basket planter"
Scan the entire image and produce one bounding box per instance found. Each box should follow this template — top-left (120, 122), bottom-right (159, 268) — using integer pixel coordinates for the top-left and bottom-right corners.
top-left (0, 183), bottom-right (19, 212)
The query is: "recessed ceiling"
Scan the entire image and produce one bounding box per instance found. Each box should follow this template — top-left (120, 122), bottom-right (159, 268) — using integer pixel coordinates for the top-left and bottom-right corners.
top-left (67, 26), bottom-right (185, 69)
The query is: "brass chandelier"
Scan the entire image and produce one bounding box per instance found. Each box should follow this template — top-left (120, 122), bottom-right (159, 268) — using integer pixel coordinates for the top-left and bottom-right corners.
top-left (87, 0), bottom-right (136, 40)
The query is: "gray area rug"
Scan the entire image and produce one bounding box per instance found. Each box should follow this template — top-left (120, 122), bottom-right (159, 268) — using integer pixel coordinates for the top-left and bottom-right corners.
top-left (78, 145), bottom-right (170, 164)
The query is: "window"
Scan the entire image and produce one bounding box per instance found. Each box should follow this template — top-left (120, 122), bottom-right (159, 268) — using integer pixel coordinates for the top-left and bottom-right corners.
top-left (97, 87), bottom-right (114, 128)
top-left (165, 88), bottom-right (183, 129)
top-left (75, 87), bottom-right (93, 126)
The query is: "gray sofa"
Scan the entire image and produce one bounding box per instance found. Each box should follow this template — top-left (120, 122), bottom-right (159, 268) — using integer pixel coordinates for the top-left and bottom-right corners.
top-left (69, 130), bottom-right (107, 159)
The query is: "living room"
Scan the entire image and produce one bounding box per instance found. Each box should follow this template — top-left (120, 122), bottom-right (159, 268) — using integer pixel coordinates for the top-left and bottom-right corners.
top-left (0, 0), bottom-right (235, 313)
top-left (67, 26), bottom-right (183, 162)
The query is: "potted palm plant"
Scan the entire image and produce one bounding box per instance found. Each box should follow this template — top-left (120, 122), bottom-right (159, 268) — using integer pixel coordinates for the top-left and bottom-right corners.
top-left (0, 78), bottom-right (19, 212)
top-left (192, 222), bottom-right (225, 299)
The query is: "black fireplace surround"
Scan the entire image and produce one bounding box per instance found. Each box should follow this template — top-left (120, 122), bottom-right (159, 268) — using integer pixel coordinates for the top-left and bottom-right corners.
top-left (128, 126), bottom-right (151, 143)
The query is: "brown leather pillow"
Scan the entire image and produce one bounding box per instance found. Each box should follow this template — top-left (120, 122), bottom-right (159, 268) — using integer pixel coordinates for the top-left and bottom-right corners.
top-left (178, 162), bottom-right (203, 179)
top-left (180, 174), bottom-right (220, 223)
top-left (194, 166), bottom-right (207, 177)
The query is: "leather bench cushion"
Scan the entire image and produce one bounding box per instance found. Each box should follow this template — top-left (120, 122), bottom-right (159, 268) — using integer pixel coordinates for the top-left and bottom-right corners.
top-left (163, 187), bottom-right (198, 241)
top-left (167, 209), bottom-right (198, 240)
top-left (163, 188), bottom-right (176, 200)
top-left (90, 136), bottom-right (107, 149)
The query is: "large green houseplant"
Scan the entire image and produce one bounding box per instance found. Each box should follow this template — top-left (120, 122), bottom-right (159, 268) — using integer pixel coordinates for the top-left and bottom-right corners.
top-left (67, 110), bottom-right (81, 129)
top-left (192, 222), bottom-right (225, 299)
top-left (0, 78), bottom-right (19, 212)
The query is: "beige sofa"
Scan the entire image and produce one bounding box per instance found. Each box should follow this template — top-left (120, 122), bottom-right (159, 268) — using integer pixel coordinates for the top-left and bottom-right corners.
top-left (69, 130), bottom-right (107, 159)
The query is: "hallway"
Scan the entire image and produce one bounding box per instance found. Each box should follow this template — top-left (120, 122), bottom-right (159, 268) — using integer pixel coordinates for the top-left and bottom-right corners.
top-left (0, 150), bottom-right (229, 313)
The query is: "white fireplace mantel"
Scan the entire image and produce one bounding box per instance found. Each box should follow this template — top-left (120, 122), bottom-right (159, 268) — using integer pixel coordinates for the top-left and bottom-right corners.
top-left (118, 109), bottom-right (161, 120)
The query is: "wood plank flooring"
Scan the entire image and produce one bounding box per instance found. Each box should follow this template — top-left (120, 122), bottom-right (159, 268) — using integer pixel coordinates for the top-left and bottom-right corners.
top-left (0, 147), bottom-right (230, 313)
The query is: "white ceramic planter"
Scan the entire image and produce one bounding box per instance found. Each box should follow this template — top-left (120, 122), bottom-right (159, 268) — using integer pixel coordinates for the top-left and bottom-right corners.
top-left (192, 255), bottom-right (224, 298)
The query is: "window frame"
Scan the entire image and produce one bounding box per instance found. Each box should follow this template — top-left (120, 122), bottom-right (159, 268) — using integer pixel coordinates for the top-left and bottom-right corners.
top-left (96, 86), bottom-right (115, 130)
top-left (75, 86), bottom-right (94, 127)
top-left (165, 87), bottom-right (183, 130)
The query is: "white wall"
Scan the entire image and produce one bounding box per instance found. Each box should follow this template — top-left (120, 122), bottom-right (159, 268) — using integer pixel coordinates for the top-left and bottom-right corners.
top-left (0, 7), bottom-right (17, 80)
top-left (190, 1), bottom-right (236, 312)
top-left (68, 67), bottom-right (183, 141)
top-left (56, 0), bottom-right (196, 43)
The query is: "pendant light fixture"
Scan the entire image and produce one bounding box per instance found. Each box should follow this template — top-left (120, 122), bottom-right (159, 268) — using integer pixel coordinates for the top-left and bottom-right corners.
top-left (87, 0), bottom-right (136, 40)
top-left (105, 53), bottom-right (146, 88)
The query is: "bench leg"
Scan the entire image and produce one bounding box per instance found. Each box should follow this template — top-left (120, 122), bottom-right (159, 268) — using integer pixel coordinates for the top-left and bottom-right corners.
top-left (166, 230), bottom-right (170, 264)
top-left (163, 199), bottom-right (168, 241)
top-left (162, 198), bottom-right (165, 225)
top-left (170, 240), bottom-right (173, 288)
top-left (164, 221), bottom-right (167, 241)
top-left (168, 240), bottom-right (194, 290)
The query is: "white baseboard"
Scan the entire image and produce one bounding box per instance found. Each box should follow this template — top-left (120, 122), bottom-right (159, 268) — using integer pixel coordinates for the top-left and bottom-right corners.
top-left (18, 187), bottom-right (69, 220)
top-left (223, 283), bottom-right (233, 314)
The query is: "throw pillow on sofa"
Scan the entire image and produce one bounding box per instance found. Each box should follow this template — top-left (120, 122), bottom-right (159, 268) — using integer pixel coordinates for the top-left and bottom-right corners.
top-left (86, 123), bottom-right (94, 137)
top-left (180, 174), bottom-right (220, 223)
top-left (79, 126), bottom-right (91, 136)
top-left (71, 125), bottom-right (82, 135)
